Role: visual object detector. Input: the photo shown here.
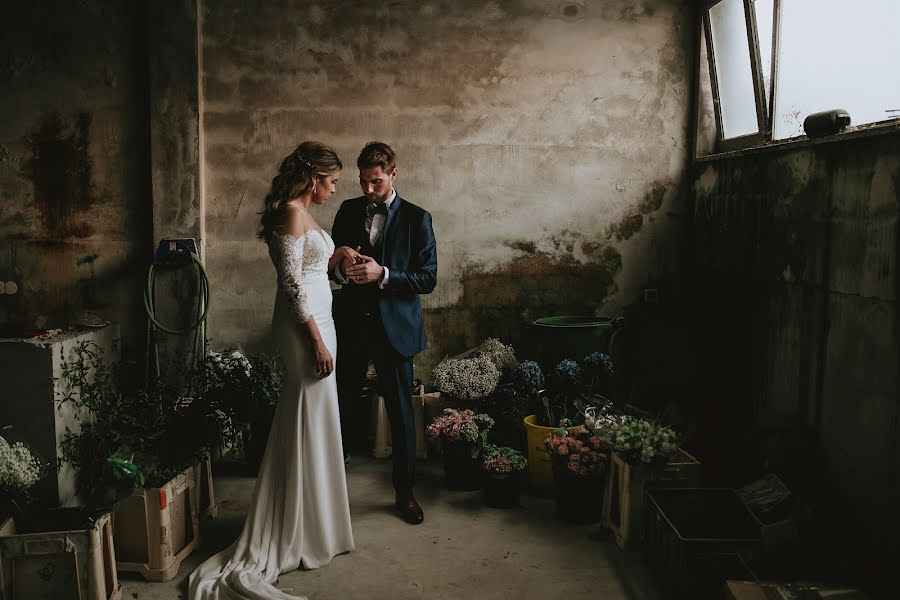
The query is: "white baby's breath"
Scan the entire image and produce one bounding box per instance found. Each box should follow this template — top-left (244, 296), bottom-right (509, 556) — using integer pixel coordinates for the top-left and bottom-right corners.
top-left (432, 354), bottom-right (500, 401)
top-left (0, 436), bottom-right (43, 494)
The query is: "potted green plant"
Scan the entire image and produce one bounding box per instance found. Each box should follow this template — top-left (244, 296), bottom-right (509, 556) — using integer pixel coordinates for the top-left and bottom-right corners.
top-left (481, 444), bottom-right (527, 508)
top-left (544, 426), bottom-right (609, 524)
top-left (57, 341), bottom-right (212, 581)
top-left (426, 408), bottom-right (494, 491)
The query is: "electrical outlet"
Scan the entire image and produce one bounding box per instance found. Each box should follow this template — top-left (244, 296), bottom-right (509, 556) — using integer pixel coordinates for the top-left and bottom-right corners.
top-left (154, 238), bottom-right (199, 266)
top-left (643, 288), bottom-right (659, 303)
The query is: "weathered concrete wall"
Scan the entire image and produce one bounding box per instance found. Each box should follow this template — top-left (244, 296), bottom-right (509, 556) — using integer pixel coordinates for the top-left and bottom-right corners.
top-left (689, 133), bottom-right (900, 586)
top-left (202, 0), bottom-right (695, 374)
top-left (0, 1), bottom-right (152, 351)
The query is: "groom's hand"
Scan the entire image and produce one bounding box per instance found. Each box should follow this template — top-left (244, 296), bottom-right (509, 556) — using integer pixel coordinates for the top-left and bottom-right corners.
top-left (345, 254), bottom-right (385, 285)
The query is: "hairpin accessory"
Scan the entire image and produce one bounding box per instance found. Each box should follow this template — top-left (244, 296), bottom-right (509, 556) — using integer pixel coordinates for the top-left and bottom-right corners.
top-left (294, 152), bottom-right (313, 169)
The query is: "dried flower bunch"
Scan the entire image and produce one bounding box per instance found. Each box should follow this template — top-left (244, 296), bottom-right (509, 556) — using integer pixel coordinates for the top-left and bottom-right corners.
top-left (0, 436), bottom-right (44, 495)
top-left (431, 354), bottom-right (500, 401)
top-left (544, 426), bottom-right (608, 477)
top-left (482, 443), bottom-right (527, 475)
top-left (475, 338), bottom-right (518, 377)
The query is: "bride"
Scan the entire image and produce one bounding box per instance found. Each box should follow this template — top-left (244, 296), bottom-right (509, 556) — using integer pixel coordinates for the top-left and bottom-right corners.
top-left (189, 141), bottom-right (358, 600)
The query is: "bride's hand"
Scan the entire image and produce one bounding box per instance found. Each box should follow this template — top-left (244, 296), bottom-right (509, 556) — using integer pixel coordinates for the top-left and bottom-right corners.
top-left (336, 245), bottom-right (361, 264)
top-left (314, 340), bottom-right (334, 378)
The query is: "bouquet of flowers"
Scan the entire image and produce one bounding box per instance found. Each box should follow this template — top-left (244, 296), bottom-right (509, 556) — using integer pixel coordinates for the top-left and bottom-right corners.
top-left (426, 408), bottom-right (495, 457)
top-left (591, 414), bottom-right (679, 465)
top-left (482, 444), bottom-right (527, 476)
top-left (543, 426), bottom-right (608, 477)
top-left (431, 355), bottom-right (500, 401)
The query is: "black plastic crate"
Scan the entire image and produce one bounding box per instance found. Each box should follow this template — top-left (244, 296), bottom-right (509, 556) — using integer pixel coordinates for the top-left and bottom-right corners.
top-left (645, 488), bottom-right (761, 599)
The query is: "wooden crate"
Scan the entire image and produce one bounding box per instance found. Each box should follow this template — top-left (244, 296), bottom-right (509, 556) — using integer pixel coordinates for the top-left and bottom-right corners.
top-left (194, 451), bottom-right (217, 519)
top-left (112, 466), bottom-right (199, 582)
top-left (602, 448), bottom-right (702, 550)
top-left (0, 512), bottom-right (121, 600)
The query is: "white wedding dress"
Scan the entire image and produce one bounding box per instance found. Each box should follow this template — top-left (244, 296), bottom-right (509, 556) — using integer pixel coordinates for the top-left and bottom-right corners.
top-left (189, 228), bottom-right (354, 600)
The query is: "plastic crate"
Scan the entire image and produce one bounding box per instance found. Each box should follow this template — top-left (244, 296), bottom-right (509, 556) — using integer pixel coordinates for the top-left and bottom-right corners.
top-left (0, 511), bottom-right (121, 600)
top-left (645, 488), bottom-right (761, 598)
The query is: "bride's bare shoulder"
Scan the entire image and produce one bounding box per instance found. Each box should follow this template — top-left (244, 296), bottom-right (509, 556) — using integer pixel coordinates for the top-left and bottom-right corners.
top-left (275, 203), bottom-right (311, 239)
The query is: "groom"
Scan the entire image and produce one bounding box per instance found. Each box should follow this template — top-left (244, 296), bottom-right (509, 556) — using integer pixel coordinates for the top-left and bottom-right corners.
top-left (331, 142), bottom-right (438, 525)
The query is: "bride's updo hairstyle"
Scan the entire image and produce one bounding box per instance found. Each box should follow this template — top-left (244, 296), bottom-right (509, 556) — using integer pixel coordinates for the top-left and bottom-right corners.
top-left (258, 141), bottom-right (342, 243)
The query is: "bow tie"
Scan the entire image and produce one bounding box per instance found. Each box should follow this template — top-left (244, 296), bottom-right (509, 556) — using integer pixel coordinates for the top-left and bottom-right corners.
top-left (366, 202), bottom-right (388, 218)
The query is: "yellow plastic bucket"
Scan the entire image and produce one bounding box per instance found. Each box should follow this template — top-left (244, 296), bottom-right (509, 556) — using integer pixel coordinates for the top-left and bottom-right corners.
top-left (523, 415), bottom-right (577, 494)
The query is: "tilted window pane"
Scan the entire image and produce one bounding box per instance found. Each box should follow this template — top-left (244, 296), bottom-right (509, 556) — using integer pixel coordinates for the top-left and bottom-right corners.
top-left (709, 0), bottom-right (759, 138)
top-left (755, 0), bottom-right (774, 107)
top-left (775, 0), bottom-right (900, 139)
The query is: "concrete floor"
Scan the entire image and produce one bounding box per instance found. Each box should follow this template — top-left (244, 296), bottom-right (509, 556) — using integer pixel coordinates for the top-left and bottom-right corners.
top-left (121, 456), bottom-right (664, 600)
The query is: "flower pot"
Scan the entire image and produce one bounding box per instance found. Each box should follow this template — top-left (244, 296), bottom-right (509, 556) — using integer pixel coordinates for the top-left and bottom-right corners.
top-left (552, 465), bottom-right (605, 524)
top-left (483, 472), bottom-right (522, 508)
top-left (441, 442), bottom-right (482, 491)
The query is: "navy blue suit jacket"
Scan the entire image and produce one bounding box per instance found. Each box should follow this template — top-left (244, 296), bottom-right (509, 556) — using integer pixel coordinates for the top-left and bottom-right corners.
top-left (331, 194), bottom-right (437, 357)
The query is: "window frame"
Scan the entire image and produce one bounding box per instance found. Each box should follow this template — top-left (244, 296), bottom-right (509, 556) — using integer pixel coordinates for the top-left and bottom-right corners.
top-left (697, 0), bottom-right (900, 157)
top-left (701, 0), bottom-right (772, 152)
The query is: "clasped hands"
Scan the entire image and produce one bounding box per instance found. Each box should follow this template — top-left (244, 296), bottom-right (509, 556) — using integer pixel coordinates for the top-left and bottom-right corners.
top-left (337, 245), bottom-right (384, 285)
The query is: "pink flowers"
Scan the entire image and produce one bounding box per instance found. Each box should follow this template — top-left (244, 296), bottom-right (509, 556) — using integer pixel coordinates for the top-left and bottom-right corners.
top-left (544, 426), bottom-right (608, 477)
top-left (426, 408), bottom-right (494, 445)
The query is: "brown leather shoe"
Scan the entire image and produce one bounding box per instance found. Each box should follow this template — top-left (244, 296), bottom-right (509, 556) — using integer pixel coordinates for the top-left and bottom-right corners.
top-left (395, 493), bottom-right (424, 525)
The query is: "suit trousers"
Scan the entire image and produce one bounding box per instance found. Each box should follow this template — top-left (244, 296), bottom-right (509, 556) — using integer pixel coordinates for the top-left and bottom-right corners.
top-left (336, 307), bottom-right (416, 494)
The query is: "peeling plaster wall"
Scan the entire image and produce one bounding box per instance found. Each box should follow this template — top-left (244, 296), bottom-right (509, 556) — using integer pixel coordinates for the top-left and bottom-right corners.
top-left (202, 0), bottom-right (694, 374)
top-left (689, 134), bottom-right (900, 586)
top-left (0, 1), bottom-right (152, 349)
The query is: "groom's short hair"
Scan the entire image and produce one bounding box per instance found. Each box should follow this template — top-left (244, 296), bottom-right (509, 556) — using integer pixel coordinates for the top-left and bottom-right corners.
top-left (357, 142), bottom-right (396, 173)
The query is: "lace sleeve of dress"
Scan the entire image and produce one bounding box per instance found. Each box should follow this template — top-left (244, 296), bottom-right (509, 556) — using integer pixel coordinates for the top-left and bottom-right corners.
top-left (269, 232), bottom-right (312, 324)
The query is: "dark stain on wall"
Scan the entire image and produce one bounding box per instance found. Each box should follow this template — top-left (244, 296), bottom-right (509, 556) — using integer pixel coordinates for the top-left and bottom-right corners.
top-left (639, 181), bottom-right (667, 214)
top-left (609, 211), bottom-right (643, 241)
top-left (23, 112), bottom-right (96, 237)
top-left (504, 239), bottom-right (537, 254)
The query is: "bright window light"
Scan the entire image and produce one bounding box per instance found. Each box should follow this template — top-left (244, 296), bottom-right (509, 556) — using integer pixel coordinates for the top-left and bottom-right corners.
top-left (774, 0), bottom-right (900, 139)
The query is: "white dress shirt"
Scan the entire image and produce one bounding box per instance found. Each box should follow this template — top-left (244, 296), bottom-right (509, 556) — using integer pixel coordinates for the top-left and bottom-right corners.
top-left (368, 190), bottom-right (395, 288)
top-left (334, 190), bottom-right (395, 288)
